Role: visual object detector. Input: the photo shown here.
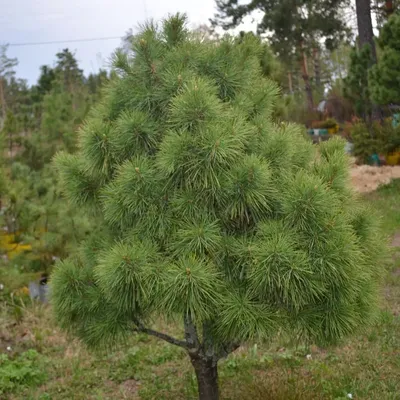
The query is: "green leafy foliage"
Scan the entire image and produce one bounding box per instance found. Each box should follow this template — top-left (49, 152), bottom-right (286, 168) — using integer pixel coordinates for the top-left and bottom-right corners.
top-left (0, 350), bottom-right (47, 395)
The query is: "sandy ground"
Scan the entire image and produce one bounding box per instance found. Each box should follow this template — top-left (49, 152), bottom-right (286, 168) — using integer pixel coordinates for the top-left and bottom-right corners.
top-left (351, 163), bottom-right (400, 193)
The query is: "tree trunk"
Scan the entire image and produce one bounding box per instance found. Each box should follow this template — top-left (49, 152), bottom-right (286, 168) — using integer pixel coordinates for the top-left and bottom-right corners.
top-left (355, 0), bottom-right (382, 120)
top-left (355, 0), bottom-right (377, 63)
top-left (336, 49), bottom-right (343, 92)
top-left (300, 50), bottom-right (314, 111)
top-left (190, 355), bottom-right (219, 400)
top-left (288, 72), bottom-right (293, 93)
top-left (313, 47), bottom-right (321, 89)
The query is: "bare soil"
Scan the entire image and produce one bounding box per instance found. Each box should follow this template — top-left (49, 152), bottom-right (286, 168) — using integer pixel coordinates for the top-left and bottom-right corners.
top-left (350, 164), bottom-right (400, 193)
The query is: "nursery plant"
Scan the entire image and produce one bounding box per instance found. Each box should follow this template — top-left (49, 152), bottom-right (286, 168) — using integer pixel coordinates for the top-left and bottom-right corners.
top-left (51, 14), bottom-right (386, 400)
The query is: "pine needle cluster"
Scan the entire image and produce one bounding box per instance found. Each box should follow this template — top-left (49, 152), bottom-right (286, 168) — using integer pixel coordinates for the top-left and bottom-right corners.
top-left (51, 14), bottom-right (386, 366)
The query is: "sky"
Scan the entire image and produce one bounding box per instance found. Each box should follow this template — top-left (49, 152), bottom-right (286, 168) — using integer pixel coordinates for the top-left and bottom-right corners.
top-left (1, 0), bottom-right (363, 86)
top-left (1, 0), bottom-right (251, 85)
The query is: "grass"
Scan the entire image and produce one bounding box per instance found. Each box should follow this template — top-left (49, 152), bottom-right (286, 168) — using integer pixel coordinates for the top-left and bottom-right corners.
top-left (364, 179), bottom-right (400, 236)
top-left (1, 180), bottom-right (400, 400)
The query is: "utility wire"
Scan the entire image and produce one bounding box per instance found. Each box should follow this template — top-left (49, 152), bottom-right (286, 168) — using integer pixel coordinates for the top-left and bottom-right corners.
top-left (7, 36), bottom-right (122, 47)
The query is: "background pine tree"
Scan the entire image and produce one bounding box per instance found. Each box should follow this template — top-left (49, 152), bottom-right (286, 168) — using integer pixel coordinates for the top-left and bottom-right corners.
top-left (369, 13), bottom-right (400, 105)
top-left (0, 48), bottom-right (102, 274)
top-left (212, 0), bottom-right (351, 111)
top-left (344, 44), bottom-right (373, 119)
top-left (51, 14), bottom-right (385, 400)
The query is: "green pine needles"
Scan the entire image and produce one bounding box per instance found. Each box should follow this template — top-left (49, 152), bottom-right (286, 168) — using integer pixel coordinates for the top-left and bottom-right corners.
top-left (51, 14), bottom-right (386, 400)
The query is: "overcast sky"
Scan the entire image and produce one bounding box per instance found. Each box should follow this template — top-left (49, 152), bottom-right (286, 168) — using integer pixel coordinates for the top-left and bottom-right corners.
top-left (1, 0), bottom-right (253, 85)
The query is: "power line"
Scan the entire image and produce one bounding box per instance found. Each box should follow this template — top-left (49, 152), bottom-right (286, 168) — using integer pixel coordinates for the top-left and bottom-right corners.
top-left (7, 36), bottom-right (122, 47)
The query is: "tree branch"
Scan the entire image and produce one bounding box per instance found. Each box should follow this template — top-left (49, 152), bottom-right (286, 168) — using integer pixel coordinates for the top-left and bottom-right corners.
top-left (134, 323), bottom-right (188, 349)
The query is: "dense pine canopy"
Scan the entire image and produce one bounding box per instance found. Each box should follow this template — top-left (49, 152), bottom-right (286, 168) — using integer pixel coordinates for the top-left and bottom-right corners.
top-left (51, 15), bottom-right (385, 392)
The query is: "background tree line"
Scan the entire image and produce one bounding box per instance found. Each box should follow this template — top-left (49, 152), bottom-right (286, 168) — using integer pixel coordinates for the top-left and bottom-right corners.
top-left (0, 46), bottom-right (108, 273)
top-left (2, 0), bottom-right (400, 273)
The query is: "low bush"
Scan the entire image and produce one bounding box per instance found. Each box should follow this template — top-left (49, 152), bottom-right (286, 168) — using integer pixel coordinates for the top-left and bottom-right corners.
top-left (312, 118), bottom-right (339, 130)
top-left (350, 120), bottom-right (400, 163)
top-left (0, 349), bottom-right (47, 395)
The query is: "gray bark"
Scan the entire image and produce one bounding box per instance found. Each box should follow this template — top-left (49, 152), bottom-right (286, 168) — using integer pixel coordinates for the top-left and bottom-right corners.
top-left (355, 0), bottom-right (382, 120)
top-left (356, 0), bottom-right (378, 64)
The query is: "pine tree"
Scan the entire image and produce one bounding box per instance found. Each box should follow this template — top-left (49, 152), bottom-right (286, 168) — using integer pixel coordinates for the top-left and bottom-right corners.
top-left (51, 15), bottom-right (386, 400)
top-left (1, 47), bottom-right (37, 137)
top-left (0, 45), bottom-right (18, 129)
top-left (0, 130), bottom-right (7, 211)
top-left (2, 110), bottom-right (17, 158)
top-left (369, 13), bottom-right (400, 105)
top-left (23, 50), bottom-right (92, 170)
top-left (13, 165), bottom-right (92, 273)
top-left (87, 69), bottom-right (109, 100)
top-left (54, 49), bottom-right (84, 94)
top-left (344, 45), bottom-right (372, 119)
top-left (0, 49), bottom-right (99, 268)
top-left (30, 65), bottom-right (56, 127)
top-left (0, 159), bottom-right (92, 271)
top-left (355, 0), bottom-right (383, 120)
top-left (356, 0), bottom-right (379, 62)
top-left (212, 0), bottom-right (350, 110)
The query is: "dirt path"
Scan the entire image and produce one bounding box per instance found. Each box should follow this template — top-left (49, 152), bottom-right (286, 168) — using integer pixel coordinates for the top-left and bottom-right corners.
top-left (350, 165), bottom-right (400, 193)
top-left (392, 232), bottom-right (400, 248)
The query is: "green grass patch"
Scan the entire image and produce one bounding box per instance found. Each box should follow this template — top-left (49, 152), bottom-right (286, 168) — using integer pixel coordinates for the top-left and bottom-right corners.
top-left (365, 178), bottom-right (400, 236)
top-left (0, 349), bottom-right (47, 396)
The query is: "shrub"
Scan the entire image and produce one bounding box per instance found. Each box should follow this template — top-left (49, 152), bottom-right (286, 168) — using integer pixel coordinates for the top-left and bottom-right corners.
top-left (320, 118), bottom-right (339, 130)
top-left (51, 15), bottom-right (386, 400)
top-left (351, 120), bottom-right (400, 163)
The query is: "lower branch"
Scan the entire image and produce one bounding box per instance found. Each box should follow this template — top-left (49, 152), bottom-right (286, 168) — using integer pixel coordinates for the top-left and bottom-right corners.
top-left (135, 324), bottom-right (188, 349)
